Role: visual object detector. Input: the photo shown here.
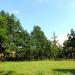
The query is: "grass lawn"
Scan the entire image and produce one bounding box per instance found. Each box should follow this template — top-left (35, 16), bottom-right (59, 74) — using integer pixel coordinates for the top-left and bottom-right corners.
top-left (0, 60), bottom-right (75, 75)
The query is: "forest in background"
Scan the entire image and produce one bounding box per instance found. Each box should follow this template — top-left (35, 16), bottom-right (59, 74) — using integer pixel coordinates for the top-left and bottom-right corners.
top-left (0, 10), bottom-right (75, 61)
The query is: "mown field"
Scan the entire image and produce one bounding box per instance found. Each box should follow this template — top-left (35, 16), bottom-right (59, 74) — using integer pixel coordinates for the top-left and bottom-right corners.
top-left (0, 60), bottom-right (75, 75)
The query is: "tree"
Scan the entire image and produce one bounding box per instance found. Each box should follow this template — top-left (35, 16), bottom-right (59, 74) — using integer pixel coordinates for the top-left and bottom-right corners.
top-left (0, 10), bottom-right (29, 60)
top-left (16, 30), bottom-right (32, 60)
top-left (0, 11), bottom-right (8, 50)
top-left (51, 33), bottom-right (61, 59)
top-left (63, 29), bottom-right (75, 59)
top-left (31, 26), bottom-right (49, 59)
top-left (44, 40), bottom-right (51, 59)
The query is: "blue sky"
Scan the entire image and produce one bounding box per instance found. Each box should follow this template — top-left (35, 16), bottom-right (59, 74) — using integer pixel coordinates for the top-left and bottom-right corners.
top-left (0, 0), bottom-right (75, 44)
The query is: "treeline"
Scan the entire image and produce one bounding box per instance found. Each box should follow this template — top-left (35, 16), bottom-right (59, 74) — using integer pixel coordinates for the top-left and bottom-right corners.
top-left (0, 10), bottom-right (75, 61)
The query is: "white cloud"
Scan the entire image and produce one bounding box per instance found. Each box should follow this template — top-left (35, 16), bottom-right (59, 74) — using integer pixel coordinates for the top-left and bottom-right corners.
top-left (49, 33), bottom-right (68, 45)
top-left (57, 33), bottom-right (68, 45)
top-left (8, 10), bottom-right (20, 15)
top-left (12, 10), bottom-right (20, 14)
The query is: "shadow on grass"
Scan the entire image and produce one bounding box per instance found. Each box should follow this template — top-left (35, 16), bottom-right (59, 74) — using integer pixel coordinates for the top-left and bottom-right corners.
top-left (53, 69), bottom-right (75, 75)
top-left (0, 71), bottom-right (24, 75)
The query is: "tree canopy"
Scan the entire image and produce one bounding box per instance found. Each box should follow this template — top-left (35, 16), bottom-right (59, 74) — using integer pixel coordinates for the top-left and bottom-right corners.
top-left (0, 10), bottom-right (75, 61)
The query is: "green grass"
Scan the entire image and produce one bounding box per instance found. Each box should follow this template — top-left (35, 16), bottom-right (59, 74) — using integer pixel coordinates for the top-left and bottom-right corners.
top-left (0, 60), bottom-right (75, 75)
